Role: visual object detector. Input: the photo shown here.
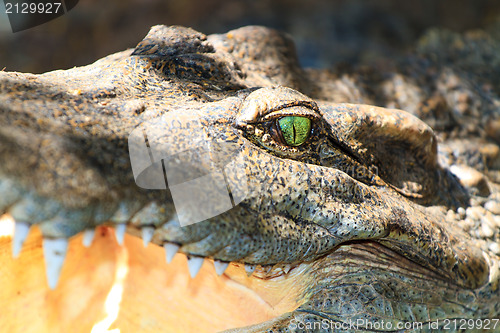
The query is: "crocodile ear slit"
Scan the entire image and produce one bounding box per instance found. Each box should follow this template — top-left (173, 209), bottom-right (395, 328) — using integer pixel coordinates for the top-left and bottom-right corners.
top-left (318, 103), bottom-right (468, 205)
top-left (320, 104), bottom-right (438, 169)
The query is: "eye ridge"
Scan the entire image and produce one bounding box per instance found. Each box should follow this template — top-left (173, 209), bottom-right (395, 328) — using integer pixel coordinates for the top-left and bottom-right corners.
top-left (266, 101), bottom-right (319, 115)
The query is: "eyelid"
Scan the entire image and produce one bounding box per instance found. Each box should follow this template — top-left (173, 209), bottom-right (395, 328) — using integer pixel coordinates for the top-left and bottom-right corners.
top-left (236, 86), bottom-right (320, 126)
top-left (261, 106), bottom-right (320, 122)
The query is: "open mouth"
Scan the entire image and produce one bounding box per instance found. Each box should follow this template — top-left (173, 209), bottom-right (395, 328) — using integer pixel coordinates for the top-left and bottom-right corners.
top-left (0, 212), bottom-right (458, 333)
top-left (0, 214), bottom-right (309, 333)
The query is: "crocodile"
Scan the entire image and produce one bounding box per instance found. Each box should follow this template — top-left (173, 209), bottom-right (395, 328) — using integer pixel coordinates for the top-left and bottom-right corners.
top-left (0, 25), bottom-right (499, 332)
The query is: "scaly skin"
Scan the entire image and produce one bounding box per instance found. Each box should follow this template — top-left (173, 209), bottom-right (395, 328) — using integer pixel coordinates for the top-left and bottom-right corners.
top-left (0, 25), bottom-right (499, 332)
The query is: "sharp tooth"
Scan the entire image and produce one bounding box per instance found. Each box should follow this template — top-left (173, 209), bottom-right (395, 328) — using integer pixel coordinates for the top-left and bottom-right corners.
top-left (82, 229), bottom-right (95, 248)
top-left (263, 265), bottom-right (273, 274)
top-left (163, 243), bottom-right (180, 263)
top-left (42, 238), bottom-right (69, 289)
top-left (141, 226), bottom-right (155, 247)
top-left (187, 256), bottom-right (204, 278)
top-left (213, 260), bottom-right (229, 276)
top-left (12, 221), bottom-right (30, 258)
top-left (114, 224), bottom-right (126, 245)
top-left (244, 264), bottom-right (257, 277)
top-left (283, 264), bottom-right (292, 274)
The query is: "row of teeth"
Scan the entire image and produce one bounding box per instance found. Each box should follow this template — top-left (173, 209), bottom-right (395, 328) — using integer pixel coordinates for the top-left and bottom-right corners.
top-left (10, 220), bottom-right (293, 289)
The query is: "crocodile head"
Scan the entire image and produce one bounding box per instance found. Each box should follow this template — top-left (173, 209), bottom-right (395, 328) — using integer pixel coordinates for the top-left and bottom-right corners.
top-left (0, 25), bottom-right (499, 332)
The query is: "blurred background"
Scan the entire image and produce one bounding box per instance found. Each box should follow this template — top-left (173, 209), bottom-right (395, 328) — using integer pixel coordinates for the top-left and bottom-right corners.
top-left (1, 0), bottom-right (500, 73)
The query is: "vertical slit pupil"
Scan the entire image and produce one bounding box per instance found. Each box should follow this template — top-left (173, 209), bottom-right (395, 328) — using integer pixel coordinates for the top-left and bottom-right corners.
top-left (277, 116), bottom-right (311, 147)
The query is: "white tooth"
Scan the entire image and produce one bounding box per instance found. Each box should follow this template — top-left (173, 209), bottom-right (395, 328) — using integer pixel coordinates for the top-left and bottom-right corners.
top-left (12, 221), bottom-right (30, 258)
top-left (43, 238), bottom-right (69, 289)
top-left (82, 229), bottom-right (95, 248)
top-left (187, 256), bottom-right (204, 278)
top-left (114, 224), bottom-right (126, 245)
top-left (213, 260), bottom-right (229, 276)
top-left (244, 264), bottom-right (256, 277)
top-left (283, 264), bottom-right (292, 274)
top-left (141, 226), bottom-right (155, 247)
top-left (163, 243), bottom-right (180, 263)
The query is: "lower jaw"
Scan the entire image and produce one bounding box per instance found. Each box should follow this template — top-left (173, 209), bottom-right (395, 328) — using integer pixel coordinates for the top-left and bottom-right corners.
top-left (0, 217), bottom-right (305, 333)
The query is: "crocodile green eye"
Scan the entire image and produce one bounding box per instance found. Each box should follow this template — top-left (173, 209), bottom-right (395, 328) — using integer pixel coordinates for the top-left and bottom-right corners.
top-left (277, 116), bottom-right (311, 146)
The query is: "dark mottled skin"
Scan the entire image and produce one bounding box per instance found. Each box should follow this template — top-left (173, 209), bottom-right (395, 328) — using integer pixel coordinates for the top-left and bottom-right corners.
top-left (0, 25), bottom-right (499, 332)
